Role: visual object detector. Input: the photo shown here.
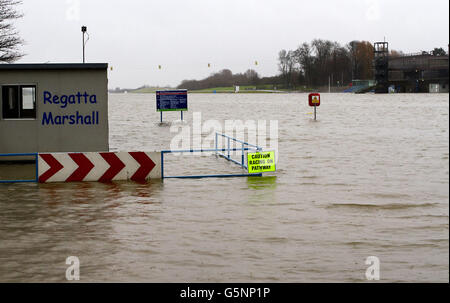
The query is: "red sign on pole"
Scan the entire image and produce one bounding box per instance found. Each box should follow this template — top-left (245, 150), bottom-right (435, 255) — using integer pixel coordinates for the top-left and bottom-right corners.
top-left (308, 93), bottom-right (320, 106)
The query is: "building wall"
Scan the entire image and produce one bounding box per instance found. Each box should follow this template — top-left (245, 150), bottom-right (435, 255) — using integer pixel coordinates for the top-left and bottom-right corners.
top-left (437, 82), bottom-right (449, 93)
top-left (0, 68), bottom-right (108, 154)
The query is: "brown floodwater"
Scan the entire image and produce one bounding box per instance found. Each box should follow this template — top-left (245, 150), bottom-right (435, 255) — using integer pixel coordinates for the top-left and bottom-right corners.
top-left (0, 93), bottom-right (448, 282)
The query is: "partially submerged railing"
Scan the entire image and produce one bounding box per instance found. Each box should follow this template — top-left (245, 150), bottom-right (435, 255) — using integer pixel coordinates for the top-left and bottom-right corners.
top-left (215, 132), bottom-right (262, 170)
top-left (0, 153), bottom-right (39, 183)
top-left (0, 134), bottom-right (264, 182)
top-left (161, 133), bottom-right (263, 179)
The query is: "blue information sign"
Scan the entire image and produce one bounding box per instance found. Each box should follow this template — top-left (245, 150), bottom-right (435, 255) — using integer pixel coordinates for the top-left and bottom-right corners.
top-left (156, 90), bottom-right (188, 112)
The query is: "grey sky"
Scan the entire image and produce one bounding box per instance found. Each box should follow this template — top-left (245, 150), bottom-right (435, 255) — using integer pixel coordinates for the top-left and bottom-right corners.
top-left (15, 0), bottom-right (449, 89)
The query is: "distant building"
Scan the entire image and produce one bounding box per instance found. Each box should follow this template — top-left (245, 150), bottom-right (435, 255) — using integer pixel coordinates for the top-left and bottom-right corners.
top-left (373, 42), bottom-right (449, 93)
top-left (388, 53), bottom-right (449, 93)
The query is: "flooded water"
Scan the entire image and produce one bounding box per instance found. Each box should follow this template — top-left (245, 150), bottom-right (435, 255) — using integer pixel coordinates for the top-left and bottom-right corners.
top-left (0, 93), bottom-right (448, 282)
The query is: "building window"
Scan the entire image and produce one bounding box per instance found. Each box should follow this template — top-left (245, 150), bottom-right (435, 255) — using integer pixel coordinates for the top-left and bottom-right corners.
top-left (1, 85), bottom-right (36, 119)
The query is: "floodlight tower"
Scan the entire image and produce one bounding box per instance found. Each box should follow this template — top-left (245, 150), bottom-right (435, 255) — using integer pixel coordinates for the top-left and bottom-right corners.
top-left (81, 26), bottom-right (88, 63)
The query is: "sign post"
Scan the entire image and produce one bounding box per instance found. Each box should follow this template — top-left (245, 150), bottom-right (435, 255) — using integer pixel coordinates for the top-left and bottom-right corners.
top-left (156, 89), bottom-right (188, 122)
top-left (308, 93), bottom-right (320, 121)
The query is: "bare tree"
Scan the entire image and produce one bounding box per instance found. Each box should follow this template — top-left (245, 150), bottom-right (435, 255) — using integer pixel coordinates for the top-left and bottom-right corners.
top-left (278, 50), bottom-right (298, 88)
top-left (286, 50), bottom-right (297, 88)
top-left (312, 39), bottom-right (333, 85)
top-left (347, 40), bottom-right (374, 80)
top-left (278, 50), bottom-right (288, 77)
top-left (244, 69), bottom-right (259, 85)
top-left (0, 0), bottom-right (23, 63)
top-left (294, 42), bottom-right (313, 87)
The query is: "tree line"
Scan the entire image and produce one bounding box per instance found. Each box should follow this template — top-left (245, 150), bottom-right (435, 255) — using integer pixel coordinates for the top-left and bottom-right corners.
top-left (278, 39), bottom-right (375, 89)
top-left (177, 39), bottom-right (379, 90)
top-left (176, 68), bottom-right (283, 90)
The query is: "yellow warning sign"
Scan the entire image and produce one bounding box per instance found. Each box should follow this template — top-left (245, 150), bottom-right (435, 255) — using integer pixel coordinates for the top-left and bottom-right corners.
top-left (311, 95), bottom-right (320, 103)
top-left (247, 151), bottom-right (276, 173)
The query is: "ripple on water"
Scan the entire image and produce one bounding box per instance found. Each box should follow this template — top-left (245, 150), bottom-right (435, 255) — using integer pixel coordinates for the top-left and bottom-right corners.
top-left (325, 202), bottom-right (439, 210)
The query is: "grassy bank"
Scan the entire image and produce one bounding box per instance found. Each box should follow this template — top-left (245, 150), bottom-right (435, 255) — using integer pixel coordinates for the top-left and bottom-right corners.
top-left (188, 85), bottom-right (285, 93)
top-left (131, 87), bottom-right (172, 93)
top-left (129, 86), bottom-right (282, 94)
top-left (126, 85), bottom-right (346, 94)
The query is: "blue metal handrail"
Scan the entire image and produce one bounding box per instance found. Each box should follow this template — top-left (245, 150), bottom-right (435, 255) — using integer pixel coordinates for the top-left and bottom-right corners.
top-left (215, 132), bottom-right (262, 169)
top-left (0, 153), bottom-right (39, 183)
top-left (160, 133), bottom-right (263, 179)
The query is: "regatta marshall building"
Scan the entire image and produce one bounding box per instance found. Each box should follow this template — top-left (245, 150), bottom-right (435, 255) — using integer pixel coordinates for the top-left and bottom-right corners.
top-left (0, 63), bottom-right (109, 153)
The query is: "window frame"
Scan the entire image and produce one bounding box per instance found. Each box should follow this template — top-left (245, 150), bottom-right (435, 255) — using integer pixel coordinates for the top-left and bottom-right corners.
top-left (1, 83), bottom-right (37, 120)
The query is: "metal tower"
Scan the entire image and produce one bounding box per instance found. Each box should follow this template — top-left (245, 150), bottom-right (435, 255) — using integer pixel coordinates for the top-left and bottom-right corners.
top-left (373, 42), bottom-right (389, 93)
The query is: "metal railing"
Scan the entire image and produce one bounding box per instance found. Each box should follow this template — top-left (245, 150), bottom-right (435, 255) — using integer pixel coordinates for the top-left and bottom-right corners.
top-left (215, 132), bottom-right (262, 170)
top-left (1, 134), bottom-right (265, 182)
top-left (161, 133), bottom-right (263, 179)
top-left (0, 153), bottom-right (39, 183)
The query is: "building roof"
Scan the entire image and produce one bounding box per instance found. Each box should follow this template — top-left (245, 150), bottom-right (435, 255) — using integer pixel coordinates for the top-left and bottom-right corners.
top-left (0, 63), bottom-right (108, 71)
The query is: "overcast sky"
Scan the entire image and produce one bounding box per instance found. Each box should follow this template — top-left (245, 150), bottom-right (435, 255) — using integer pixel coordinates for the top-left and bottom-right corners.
top-left (15, 0), bottom-right (449, 89)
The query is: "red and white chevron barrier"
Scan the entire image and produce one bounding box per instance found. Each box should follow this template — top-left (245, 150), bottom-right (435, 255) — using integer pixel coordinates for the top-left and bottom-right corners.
top-left (38, 152), bottom-right (161, 183)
